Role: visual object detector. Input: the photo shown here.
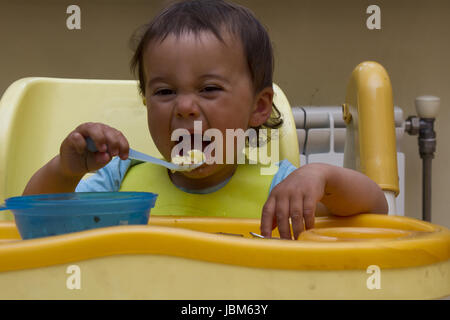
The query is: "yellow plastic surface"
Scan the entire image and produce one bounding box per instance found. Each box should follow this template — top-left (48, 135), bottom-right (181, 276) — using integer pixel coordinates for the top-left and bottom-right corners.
top-left (0, 214), bottom-right (448, 272)
top-left (344, 61), bottom-right (399, 195)
top-left (271, 83), bottom-right (300, 167)
top-left (0, 214), bottom-right (449, 299)
top-left (0, 78), bottom-right (299, 220)
top-left (0, 254), bottom-right (448, 299)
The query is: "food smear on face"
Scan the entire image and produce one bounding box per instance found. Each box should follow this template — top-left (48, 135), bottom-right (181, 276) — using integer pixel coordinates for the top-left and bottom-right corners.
top-left (171, 149), bottom-right (205, 172)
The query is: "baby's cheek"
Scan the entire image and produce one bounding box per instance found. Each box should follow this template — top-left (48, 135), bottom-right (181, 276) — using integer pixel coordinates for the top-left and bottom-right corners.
top-left (147, 123), bottom-right (170, 157)
top-left (222, 133), bottom-right (247, 163)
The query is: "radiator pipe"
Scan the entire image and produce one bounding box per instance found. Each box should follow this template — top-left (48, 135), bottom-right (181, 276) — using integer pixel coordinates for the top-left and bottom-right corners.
top-left (405, 96), bottom-right (439, 222)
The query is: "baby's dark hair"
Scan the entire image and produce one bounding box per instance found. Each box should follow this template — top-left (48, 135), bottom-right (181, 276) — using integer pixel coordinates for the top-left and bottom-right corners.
top-left (129, 0), bottom-right (282, 129)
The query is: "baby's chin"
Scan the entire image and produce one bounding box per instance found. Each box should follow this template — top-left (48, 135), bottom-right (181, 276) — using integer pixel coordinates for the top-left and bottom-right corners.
top-left (179, 162), bottom-right (224, 179)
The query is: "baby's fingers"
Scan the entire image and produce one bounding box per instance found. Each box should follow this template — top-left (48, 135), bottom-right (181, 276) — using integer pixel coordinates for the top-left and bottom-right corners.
top-left (289, 197), bottom-right (304, 240)
top-left (66, 131), bottom-right (88, 155)
top-left (117, 132), bottom-right (130, 160)
top-left (260, 197), bottom-right (276, 238)
top-left (303, 196), bottom-right (316, 230)
top-left (103, 128), bottom-right (129, 159)
top-left (84, 151), bottom-right (110, 173)
top-left (76, 123), bottom-right (108, 152)
top-left (275, 196), bottom-right (291, 239)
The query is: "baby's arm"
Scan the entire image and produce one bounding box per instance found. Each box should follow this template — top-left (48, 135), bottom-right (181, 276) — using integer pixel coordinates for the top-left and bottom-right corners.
top-left (23, 155), bottom-right (86, 195)
top-left (318, 164), bottom-right (388, 216)
top-left (260, 163), bottom-right (388, 239)
top-left (23, 123), bottom-right (129, 195)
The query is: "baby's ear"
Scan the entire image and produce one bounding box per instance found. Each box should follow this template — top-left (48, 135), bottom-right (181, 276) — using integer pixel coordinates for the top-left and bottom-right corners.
top-left (248, 87), bottom-right (274, 127)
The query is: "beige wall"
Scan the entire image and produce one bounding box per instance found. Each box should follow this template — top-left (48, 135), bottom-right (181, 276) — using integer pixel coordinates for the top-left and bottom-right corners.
top-left (0, 0), bottom-right (449, 227)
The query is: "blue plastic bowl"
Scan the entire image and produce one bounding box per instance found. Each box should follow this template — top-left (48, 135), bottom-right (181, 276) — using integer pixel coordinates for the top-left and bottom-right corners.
top-left (3, 192), bottom-right (158, 239)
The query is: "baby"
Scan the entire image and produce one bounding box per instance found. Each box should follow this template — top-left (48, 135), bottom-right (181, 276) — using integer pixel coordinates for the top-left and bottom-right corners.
top-left (23, 0), bottom-right (388, 239)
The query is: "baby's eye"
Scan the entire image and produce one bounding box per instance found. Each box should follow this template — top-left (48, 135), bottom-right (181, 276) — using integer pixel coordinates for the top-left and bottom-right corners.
top-left (201, 86), bottom-right (222, 93)
top-left (154, 89), bottom-right (175, 96)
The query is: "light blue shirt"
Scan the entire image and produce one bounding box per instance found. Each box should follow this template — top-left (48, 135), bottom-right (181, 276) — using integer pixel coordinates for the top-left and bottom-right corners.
top-left (75, 157), bottom-right (297, 195)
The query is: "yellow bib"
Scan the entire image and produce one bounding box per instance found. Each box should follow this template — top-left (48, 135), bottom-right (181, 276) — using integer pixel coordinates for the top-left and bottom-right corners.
top-left (119, 163), bottom-right (274, 218)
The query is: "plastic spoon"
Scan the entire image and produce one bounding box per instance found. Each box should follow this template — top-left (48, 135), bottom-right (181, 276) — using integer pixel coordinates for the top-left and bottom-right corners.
top-left (85, 137), bottom-right (204, 172)
top-left (249, 232), bottom-right (281, 239)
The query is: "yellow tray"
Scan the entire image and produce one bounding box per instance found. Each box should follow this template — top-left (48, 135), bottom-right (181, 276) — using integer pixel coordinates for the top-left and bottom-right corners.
top-left (0, 214), bottom-right (448, 299)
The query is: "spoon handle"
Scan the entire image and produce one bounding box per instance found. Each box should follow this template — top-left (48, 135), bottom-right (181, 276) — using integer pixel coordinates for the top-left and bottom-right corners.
top-left (85, 137), bottom-right (179, 170)
top-left (127, 149), bottom-right (178, 170)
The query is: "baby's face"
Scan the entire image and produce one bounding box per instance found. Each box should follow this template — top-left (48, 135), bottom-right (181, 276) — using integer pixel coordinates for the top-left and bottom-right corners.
top-left (142, 30), bottom-right (266, 181)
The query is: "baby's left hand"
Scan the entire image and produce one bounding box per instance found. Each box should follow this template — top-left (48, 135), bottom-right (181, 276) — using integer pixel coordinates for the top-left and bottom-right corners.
top-left (260, 164), bottom-right (326, 240)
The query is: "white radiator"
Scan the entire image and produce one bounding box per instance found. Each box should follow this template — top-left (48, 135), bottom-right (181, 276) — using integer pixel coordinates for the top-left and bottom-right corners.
top-left (292, 106), bottom-right (405, 216)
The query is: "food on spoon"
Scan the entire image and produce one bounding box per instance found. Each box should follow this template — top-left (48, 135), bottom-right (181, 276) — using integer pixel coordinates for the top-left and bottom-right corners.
top-left (171, 149), bottom-right (205, 171)
top-left (171, 155), bottom-right (190, 166)
top-left (188, 149), bottom-right (205, 164)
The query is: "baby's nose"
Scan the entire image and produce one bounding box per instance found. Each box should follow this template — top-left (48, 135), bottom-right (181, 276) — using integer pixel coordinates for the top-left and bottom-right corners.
top-left (175, 94), bottom-right (200, 119)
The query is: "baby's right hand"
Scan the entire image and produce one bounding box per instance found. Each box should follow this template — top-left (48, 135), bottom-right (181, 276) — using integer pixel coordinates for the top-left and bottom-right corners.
top-left (58, 122), bottom-right (130, 177)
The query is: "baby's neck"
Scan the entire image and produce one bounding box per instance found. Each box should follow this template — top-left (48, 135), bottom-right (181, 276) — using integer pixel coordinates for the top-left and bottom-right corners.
top-left (168, 164), bottom-right (238, 191)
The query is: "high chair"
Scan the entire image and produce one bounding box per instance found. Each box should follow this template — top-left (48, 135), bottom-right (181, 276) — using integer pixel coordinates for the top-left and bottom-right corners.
top-left (0, 69), bottom-right (448, 299)
top-left (0, 78), bottom-right (299, 220)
